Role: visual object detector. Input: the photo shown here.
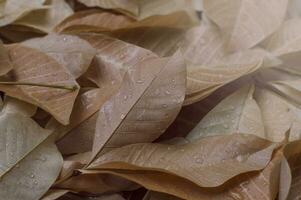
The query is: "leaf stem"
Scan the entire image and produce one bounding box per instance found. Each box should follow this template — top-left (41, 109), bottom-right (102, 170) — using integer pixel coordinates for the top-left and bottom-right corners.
top-left (0, 81), bottom-right (78, 91)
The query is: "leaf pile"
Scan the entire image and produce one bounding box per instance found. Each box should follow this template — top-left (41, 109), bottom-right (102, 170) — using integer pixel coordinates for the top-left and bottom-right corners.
top-left (0, 0), bottom-right (301, 199)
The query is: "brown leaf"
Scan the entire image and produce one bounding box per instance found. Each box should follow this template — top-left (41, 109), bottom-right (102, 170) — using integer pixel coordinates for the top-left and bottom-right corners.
top-left (0, 41), bottom-right (13, 76)
top-left (77, 0), bottom-right (197, 21)
top-left (90, 50), bottom-right (186, 162)
top-left (22, 33), bottom-right (96, 78)
top-left (13, 0), bottom-right (74, 33)
top-left (0, 44), bottom-right (79, 125)
top-left (79, 134), bottom-right (280, 200)
top-left (86, 134), bottom-right (279, 188)
top-left (0, 0), bottom-right (47, 27)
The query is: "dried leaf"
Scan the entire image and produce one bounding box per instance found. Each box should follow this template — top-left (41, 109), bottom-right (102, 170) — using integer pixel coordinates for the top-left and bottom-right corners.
top-left (90, 50), bottom-right (186, 162)
top-left (22, 33), bottom-right (96, 78)
top-left (48, 35), bottom-right (158, 155)
top-left (2, 96), bottom-right (37, 117)
top-left (0, 41), bottom-right (13, 75)
top-left (77, 0), bottom-right (197, 21)
top-left (187, 85), bottom-right (265, 140)
top-left (0, 0), bottom-right (47, 27)
top-left (87, 134), bottom-right (278, 188)
top-left (255, 88), bottom-right (294, 142)
top-left (203, 0), bottom-right (288, 51)
top-left (80, 134), bottom-right (280, 200)
top-left (0, 44), bottom-right (79, 125)
top-left (0, 111), bottom-right (62, 200)
top-left (13, 0), bottom-right (73, 33)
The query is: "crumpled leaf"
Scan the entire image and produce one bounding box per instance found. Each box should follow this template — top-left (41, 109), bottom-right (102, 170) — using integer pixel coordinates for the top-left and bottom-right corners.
top-left (203, 0), bottom-right (288, 51)
top-left (0, 44), bottom-right (79, 125)
top-left (0, 110), bottom-right (62, 200)
top-left (13, 0), bottom-right (73, 33)
top-left (0, 40), bottom-right (13, 75)
top-left (90, 50), bottom-right (186, 162)
top-left (22, 33), bottom-right (96, 78)
top-left (0, 0), bottom-right (47, 27)
top-left (77, 0), bottom-right (197, 21)
top-left (80, 134), bottom-right (280, 200)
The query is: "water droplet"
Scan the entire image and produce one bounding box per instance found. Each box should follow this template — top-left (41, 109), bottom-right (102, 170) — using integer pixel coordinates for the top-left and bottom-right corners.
top-left (195, 157), bottom-right (203, 164)
top-left (41, 157), bottom-right (47, 162)
top-left (229, 191), bottom-right (243, 200)
top-left (167, 147), bottom-right (171, 151)
top-left (163, 104), bottom-right (167, 108)
top-left (123, 95), bottom-right (128, 100)
top-left (171, 79), bottom-right (176, 83)
top-left (30, 174), bottom-right (35, 178)
top-left (236, 155), bottom-right (244, 162)
top-left (63, 37), bottom-right (67, 41)
top-left (136, 80), bottom-right (144, 84)
top-left (120, 114), bottom-right (126, 119)
top-left (165, 90), bottom-right (171, 95)
top-left (34, 181), bottom-right (38, 185)
top-left (15, 164), bottom-right (20, 168)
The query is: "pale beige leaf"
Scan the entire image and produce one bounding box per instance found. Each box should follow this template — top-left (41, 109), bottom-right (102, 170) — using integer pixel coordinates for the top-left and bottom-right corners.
top-left (0, 41), bottom-right (13, 76)
top-left (22, 33), bottom-right (96, 78)
top-left (87, 134), bottom-right (278, 188)
top-left (14, 0), bottom-right (73, 33)
top-left (203, 0), bottom-right (288, 51)
top-left (255, 88), bottom-right (294, 142)
top-left (0, 113), bottom-right (62, 200)
top-left (287, 0), bottom-right (301, 18)
top-left (90, 50), bottom-right (186, 162)
top-left (77, 0), bottom-right (197, 21)
top-left (2, 96), bottom-right (37, 116)
top-left (192, 0), bottom-right (203, 11)
top-left (0, 44), bottom-right (79, 125)
top-left (41, 189), bottom-right (69, 200)
top-left (263, 19), bottom-right (301, 56)
top-left (0, 0), bottom-right (47, 26)
top-left (187, 85), bottom-right (265, 140)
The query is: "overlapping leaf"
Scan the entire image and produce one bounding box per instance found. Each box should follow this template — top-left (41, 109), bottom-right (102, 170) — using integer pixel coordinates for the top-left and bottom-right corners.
top-left (0, 44), bottom-right (79, 125)
top-left (77, 0), bottom-right (197, 21)
top-left (13, 0), bottom-right (73, 33)
top-left (22, 33), bottom-right (96, 78)
top-left (203, 0), bottom-right (288, 51)
top-left (0, 108), bottom-right (62, 200)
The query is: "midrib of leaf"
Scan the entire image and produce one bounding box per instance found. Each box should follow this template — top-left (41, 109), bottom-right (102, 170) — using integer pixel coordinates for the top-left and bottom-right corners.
top-left (0, 131), bottom-right (52, 179)
top-left (228, 0), bottom-right (244, 44)
top-left (234, 86), bottom-right (254, 132)
top-left (0, 81), bottom-right (78, 91)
